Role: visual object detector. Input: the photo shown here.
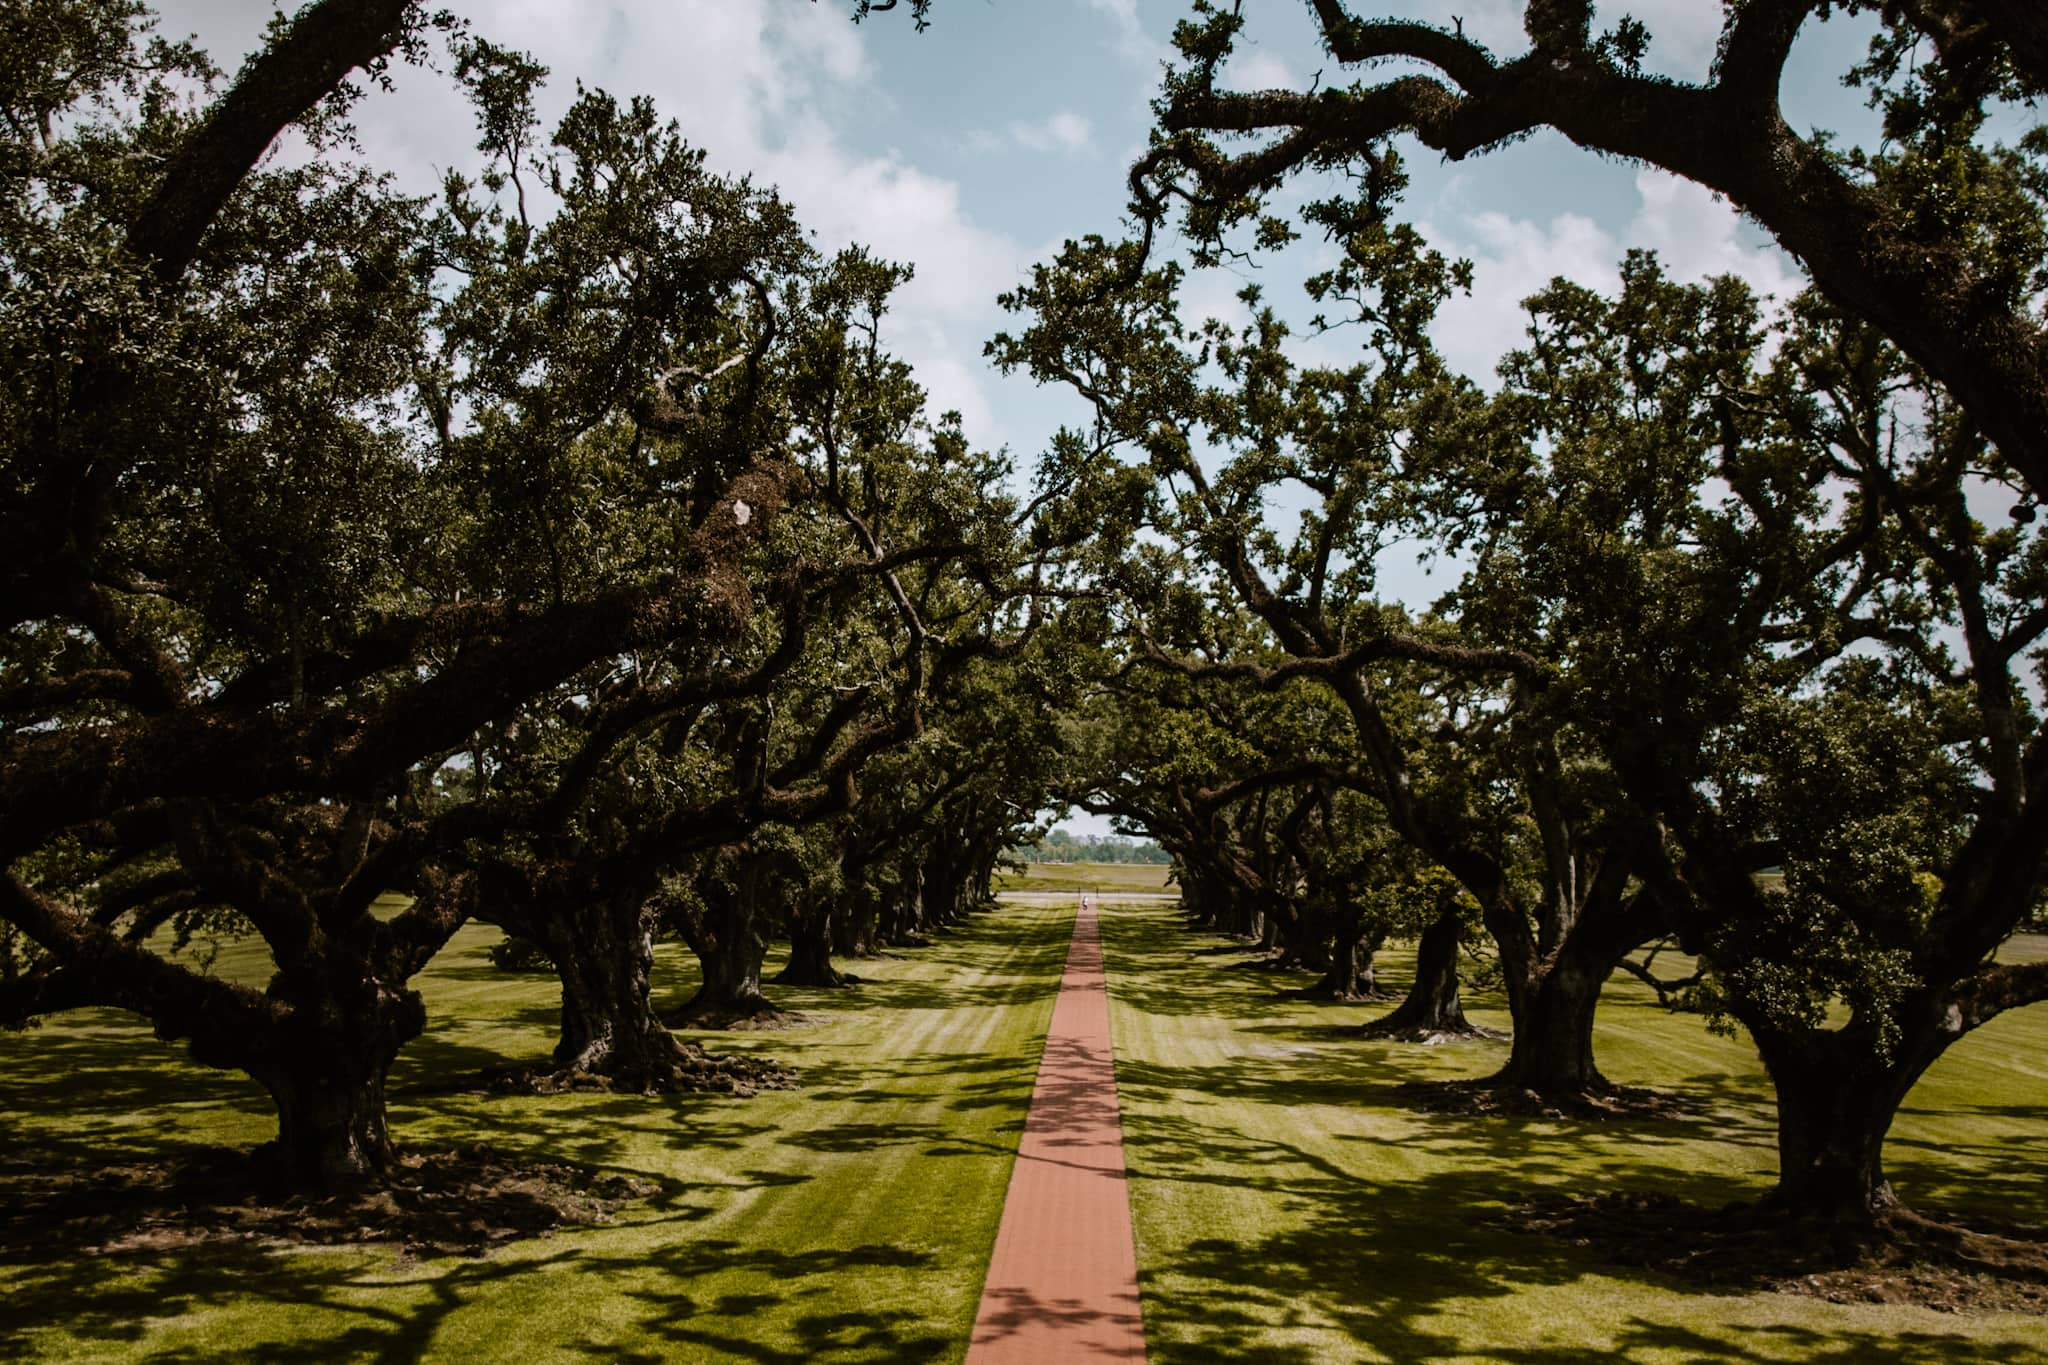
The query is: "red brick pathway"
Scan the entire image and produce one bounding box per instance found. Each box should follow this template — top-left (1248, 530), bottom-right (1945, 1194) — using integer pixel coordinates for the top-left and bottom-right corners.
top-left (966, 895), bottom-right (1147, 1362)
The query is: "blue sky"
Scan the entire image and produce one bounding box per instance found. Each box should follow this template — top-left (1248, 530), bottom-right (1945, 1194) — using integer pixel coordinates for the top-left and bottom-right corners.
top-left (148, 1), bottom-right (1918, 837)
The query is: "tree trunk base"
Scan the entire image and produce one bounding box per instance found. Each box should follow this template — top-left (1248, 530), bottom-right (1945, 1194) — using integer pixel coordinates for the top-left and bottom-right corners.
top-left (773, 960), bottom-right (859, 988)
top-left (1357, 1018), bottom-right (1502, 1044)
top-left (1494, 1190), bottom-right (2048, 1313)
top-left (663, 996), bottom-right (796, 1031)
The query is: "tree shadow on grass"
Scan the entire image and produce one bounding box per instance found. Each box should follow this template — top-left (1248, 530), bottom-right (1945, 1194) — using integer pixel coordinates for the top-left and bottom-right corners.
top-left (579, 1238), bottom-right (954, 1363)
top-left (1102, 901), bottom-right (2048, 1363)
top-left (1125, 1114), bottom-right (2048, 1365)
top-left (0, 1015), bottom-right (273, 1166)
top-left (1, 1205), bottom-right (957, 1365)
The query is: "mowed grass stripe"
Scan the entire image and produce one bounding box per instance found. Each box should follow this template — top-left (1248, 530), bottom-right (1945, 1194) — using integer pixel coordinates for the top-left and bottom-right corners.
top-left (0, 899), bottom-right (1073, 1364)
top-left (1098, 898), bottom-right (2048, 1365)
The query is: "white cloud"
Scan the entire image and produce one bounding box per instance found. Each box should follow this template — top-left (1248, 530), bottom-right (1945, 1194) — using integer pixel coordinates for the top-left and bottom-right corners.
top-left (155, 0), bottom-right (1022, 445)
top-left (1595, 0), bottom-right (1727, 81)
top-left (964, 111), bottom-right (1096, 156)
top-left (1627, 169), bottom-right (1801, 302)
top-left (1019, 111), bottom-right (1095, 153)
top-left (1223, 50), bottom-right (1295, 93)
top-left (1422, 168), bottom-right (1800, 382)
top-left (1080, 0), bottom-right (1164, 70)
top-left (766, 131), bottom-right (1020, 327)
top-left (1354, 2), bottom-right (1723, 83)
top-left (1424, 208), bottom-right (1619, 383)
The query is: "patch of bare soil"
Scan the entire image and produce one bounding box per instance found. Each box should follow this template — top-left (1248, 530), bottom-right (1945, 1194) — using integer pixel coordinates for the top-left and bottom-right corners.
top-left (1356, 1020), bottom-right (1506, 1045)
top-left (1496, 1191), bottom-right (2048, 1315)
top-left (1278, 984), bottom-right (1394, 1003)
top-left (660, 1003), bottom-right (821, 1033)
top-left (1397, 1079), bottom-right (1695, 1120)
top-left (0, 1144), bottom-right (662, 1262)
top-left (1229, 954), bottom-right (1316, 974)
top-left (474, 1048), bottom-right (797, 1097)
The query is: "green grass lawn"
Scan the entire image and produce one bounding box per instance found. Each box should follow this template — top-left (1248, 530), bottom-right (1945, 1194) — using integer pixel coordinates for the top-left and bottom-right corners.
top-left (0, 900), bottom-right (1073, 1363)
top-left (993, 860), bottom-right (1173, 895)
top-left (8, 894), bottom-right (2047, 1363)
top-left (1101, 899), bottom-right (2048, 1364)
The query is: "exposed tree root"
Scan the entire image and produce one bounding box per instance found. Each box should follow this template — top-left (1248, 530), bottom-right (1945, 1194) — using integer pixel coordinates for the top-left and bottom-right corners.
top-left (478, 1047), bottom-right (796, 1097)
top-left (1194, 939), bottom-right (1263, 955)
top-left (662, 1000), bottom-right (818, 1033)
top-left (772, 963), bottom-right (861, 988)
top-left (1396, 1078), bottom-right (1693, 1120)
top-left (1496, 1191), bottom-right (2048, 1314)
top-left (1356, 1019), bottom-right (1504, 1045)
top-left (1281, 984), bottom-right (1395, 1003)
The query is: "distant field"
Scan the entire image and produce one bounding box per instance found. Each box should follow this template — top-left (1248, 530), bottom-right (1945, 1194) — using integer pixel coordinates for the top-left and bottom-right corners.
top-left (994, 861), bottom-right (1174, 895)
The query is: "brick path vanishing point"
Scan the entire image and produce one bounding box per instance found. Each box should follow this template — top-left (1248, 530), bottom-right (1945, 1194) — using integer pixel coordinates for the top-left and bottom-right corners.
top-left (965, 895), bottom-right (1148, 1363)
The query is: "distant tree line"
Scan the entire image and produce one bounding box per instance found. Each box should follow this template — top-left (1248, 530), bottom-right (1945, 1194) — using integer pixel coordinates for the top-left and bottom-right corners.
top-left (1013, 830), bottom-right (1170, 865)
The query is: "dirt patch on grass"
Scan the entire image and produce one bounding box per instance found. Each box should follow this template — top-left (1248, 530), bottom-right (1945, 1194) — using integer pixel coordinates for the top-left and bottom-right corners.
top-left (473, 1048), bottom-right (796, 1097)
top-left (1277, 985), bottom-right (1396, 1003)
top-left (1397, 1079), bottom-right (1696, 1120)
top-left (1497, 1191), bottom-right (2048, 1315)
top-left (660, 1004), bottom-right (823, 1033)
top-left (0, 1144), bottom-right (662, 1261)
top-left (1358, 1021), bottom-right (1506, 1045)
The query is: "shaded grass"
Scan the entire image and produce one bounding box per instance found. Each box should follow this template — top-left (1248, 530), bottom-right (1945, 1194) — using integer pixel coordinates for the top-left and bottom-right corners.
top-left (1101, 901), bottom-right (2048, 1364)
top-left (0, 901), bottom-right (1074, 1363)
top-left (993, 861), bottom-right (1172, 895)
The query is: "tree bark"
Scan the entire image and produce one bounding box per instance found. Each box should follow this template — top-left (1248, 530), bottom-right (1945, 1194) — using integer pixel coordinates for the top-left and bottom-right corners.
top-left (1305, 921), bottom-right (1384, 1000)
top-left (232, 963), bottom-right (431, 1192)
top-left (1749, 1021), bottom-right (1944, 1227)
top-left (833, 886), bottom-right (879, 958)
top-left (1485, 949), bottom-right (1609, 1096)
top-left (776, 897), bottom-right (852, 987)
top-left (529, 892), bottom-right (709, 1085)
top-left (254, 1053), bottom-right (396, 1191)
top-left (881, 854), bottom-right (929, 946)
top-left (674, 858), bottom-right (779, 1025)
top-left (1360, 909), bottom-right (1476, 1037)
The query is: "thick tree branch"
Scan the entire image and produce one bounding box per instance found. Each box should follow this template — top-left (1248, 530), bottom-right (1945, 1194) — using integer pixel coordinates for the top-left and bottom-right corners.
top-left (128, 0), bottom-right (418, 281)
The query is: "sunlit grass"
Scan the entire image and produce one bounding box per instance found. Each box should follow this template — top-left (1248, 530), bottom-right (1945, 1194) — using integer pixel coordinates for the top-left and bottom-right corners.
top-left (993, 860), bottom-right (1172, 895)
top-left (1102, 901), bottom-right (2048, 1364)
top-left (11, 894), bottom-right (2044, 1363)
top-left (0, 902), bottom-right (1073, 1363)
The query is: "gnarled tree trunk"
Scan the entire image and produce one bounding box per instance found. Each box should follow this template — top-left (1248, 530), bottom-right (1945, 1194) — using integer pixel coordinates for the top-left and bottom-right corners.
top-left (1747, 1014), bottom-right (1958, 1230)
top-left (253, 1048), bottom-right (398, 1191)
top-left (233, 963), bottom-right (430, 1191)
top-left (776, 895), bottom-right (852, 988)
top-left (1361, 909), bottom-right (1477, 1039)
top-left (1304, 918), bottom-right (1385, 1000)
top-left (674, 857), bottom-right (779, 1026)
top-left (533, 892), bottom-right (711, 1086)
top-left (1485, 949), bottom-right (1610, 1097)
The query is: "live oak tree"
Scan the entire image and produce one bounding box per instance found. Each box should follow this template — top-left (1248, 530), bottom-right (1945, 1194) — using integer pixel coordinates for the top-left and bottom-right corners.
top-left (993, 225), bottom-right (1674, 1103)
top-left (0, 0), bottom-right (501, 1189)
top-left (1123, 0), bottom-right (2048, 1217)
top-left (437, 213), bottom-right (1030, 1056)
top-left (0, 1), bottom-right (1036, 1187)
top-left (1403, 239), bottom-right (2048, 1224)
top-left (1136, 0), bottom-right (2048, 507)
